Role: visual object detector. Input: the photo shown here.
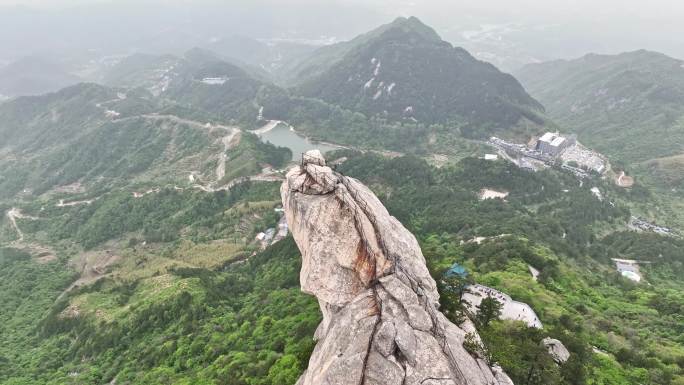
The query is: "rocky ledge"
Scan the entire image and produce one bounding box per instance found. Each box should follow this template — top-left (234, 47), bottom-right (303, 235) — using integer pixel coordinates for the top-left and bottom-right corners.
top-left (282, 150), bottom-right (514, 385)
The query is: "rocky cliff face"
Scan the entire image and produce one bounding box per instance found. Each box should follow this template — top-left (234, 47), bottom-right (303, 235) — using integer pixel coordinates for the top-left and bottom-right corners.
top-left (281, 150), bottom-right (514, 385)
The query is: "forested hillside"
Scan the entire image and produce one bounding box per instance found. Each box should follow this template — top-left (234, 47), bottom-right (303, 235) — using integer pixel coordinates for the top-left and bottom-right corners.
top-left (515, 50), bottom-right (684, 191)
top-left (292, 17), bottom-right (546, 139)
top-left (0, 82), bottom-right (291, 200)
top-left (95, 18), bottom-right (551, 152)
top-left (338, 153), bottom-right (684, 385)
top-left (1, 151), bottom-right (682, 384)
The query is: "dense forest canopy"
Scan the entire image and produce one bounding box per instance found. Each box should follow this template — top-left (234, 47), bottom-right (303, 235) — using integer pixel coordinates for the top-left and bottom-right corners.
top-left (1, 151), bottom-right (682, 384)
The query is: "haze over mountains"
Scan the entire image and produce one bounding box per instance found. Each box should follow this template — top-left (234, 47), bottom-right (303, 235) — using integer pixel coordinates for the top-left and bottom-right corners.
top-left (3, 15), bottom-right (683, 197)
top-left (0, 55), bottom-right (81, 97)
top-left (3, 0), bottom-right (684, 73)
top-left (41, 16), bottom-right (541, 153)
top-left (1, 7), bottom-right (684, 385)
top-left (2, 11), bottom-right (682, 207)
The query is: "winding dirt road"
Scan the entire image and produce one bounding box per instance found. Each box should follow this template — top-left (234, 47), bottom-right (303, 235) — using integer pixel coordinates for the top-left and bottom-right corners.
top-left (215, 129), bottom-right (240, 182)
top-left (57, 199), bottom-right (95, 207)
top-left (6, 208), bottom-right (37, 243)
top-left (140, 114), bottom-right (241, 186)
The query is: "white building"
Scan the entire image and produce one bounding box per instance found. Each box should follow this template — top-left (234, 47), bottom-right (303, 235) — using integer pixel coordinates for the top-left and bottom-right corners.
top-left (201, 77), bottom-right (228, 85)
top-left (537, 132), bottom-right (572, 156)
top-left (613, 259), bottom-right (641, 282)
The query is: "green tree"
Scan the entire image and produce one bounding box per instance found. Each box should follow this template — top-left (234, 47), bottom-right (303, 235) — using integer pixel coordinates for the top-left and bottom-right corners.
top-left (477, 296), bottom-right (503, 327)
top-left (443, 274), bottom-right (474, 303)
top-left (267, 354), bottom-right (302, 385)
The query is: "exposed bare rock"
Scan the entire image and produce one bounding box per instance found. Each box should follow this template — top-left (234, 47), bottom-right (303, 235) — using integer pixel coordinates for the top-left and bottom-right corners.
top-left (543, 338), bottom-right (571, 364)
top-left (282, 150), bottom-right (514, 385)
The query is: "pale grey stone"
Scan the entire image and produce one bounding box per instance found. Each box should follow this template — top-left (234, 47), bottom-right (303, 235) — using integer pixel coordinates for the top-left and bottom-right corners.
top-left (493, 365), bottom-right (516, 385)
top-left (283, 151), bottom-right (515, 385)
top-left (374, 321), bottom-right (397, 357)
top-left (363, 351), bottom-right (405, 385)
top-left (543, 337), bottom-right (571, 363)
top-left (393, 318), bottom-right (417, 366)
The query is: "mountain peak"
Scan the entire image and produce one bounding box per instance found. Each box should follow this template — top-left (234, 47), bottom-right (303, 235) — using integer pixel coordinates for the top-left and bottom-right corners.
top-left (293, 16), bottom-right (543, 134)
top-left (382, 16), bottom-right (443, 42)
top-left (183, 47), bottom-right (223, 64)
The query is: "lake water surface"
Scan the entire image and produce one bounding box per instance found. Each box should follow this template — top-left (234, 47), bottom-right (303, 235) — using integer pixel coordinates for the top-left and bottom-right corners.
top-left (256, 123), bottom-right (339, 161)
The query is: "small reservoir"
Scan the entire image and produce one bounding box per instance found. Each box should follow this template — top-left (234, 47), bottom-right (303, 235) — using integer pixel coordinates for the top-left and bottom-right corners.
top-left (255, 122), bottom-right (339, 161)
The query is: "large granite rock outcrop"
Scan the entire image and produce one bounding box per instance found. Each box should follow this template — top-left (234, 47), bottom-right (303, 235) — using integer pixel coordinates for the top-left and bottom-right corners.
top-left (282, 150), bottom-right (514, 385)
top-left (542, 338), bottom-right (570, 364)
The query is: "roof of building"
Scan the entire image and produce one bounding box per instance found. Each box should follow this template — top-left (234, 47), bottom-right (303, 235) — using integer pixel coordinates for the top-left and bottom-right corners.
top-left (539, 132), bottom-right (557, 143)
top-left (445, 263), bottom-right (467, 278)
top-left (616, 262), bottom-right (638, 273)
top-left (550, 137), bottom-right (566, 147)
top-left (538, 132), bottom-right (568, 148)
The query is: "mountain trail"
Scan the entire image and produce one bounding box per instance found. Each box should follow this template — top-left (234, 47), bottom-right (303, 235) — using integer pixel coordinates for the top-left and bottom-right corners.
top-left (6, 208), bottom-right (37, 243)
top-left (5, 208), bottom-right (56, 263)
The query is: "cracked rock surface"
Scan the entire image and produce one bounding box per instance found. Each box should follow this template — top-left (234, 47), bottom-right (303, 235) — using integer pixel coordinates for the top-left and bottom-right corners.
top-left (283, 150), bottom-right (514, 385)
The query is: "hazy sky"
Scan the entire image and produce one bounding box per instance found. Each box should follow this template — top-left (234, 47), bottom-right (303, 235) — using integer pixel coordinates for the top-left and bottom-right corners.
top-left (1, 0), bottom-right (683, 70)
top-left (3, 0), bottom-right (682, 19)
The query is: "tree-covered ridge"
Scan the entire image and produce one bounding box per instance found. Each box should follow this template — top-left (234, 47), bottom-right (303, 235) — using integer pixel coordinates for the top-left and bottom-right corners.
top-left (336, 152), bottom-right (630, 258)
top-left (0, 178), bottom-right (318, 384)
top-left (97, 18), bottom-right (550, 150)
top-left (84, 49), bottom-right (444, 153)
top-left (0, 82), bottom-right (293, 200)
top-left (292, 17), bottom-right (545, 137)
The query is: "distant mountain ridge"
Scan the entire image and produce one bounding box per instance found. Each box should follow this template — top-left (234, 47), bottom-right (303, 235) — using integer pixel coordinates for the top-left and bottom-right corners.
top-left (289, 17), bottom-right (545, 136)
top-left (516, 50), bottom-right (684, 117)
top-left (38, 18), bottom-right (550, 155)
top-left (103, 48), bottom-right (268, 127)
top-left (0, 56), bottom-right (81, 97)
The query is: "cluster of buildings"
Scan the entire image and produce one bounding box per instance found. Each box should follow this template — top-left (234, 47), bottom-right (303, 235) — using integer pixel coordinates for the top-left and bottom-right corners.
top-left (559, 143), bottom-right (606, 174)
top-left (255, 209), bottom-right (289, 249)
top-left (488, 132), bottom-right (606, 177)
